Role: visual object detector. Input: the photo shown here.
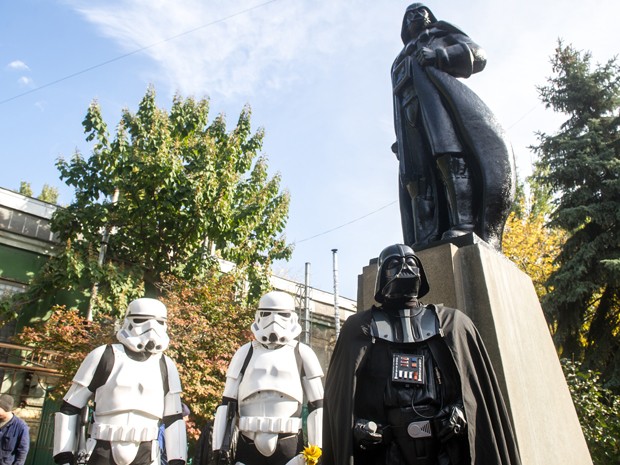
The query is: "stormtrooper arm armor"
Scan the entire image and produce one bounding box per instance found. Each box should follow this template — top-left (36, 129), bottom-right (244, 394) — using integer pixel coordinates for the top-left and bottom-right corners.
top-left (162, 356), bottom-right (187, 465)
top-left (53, 345), bottom-right (107, 465)
top-left (299, 343), bottom-right (324, 447)
top-left (212, 343), bottom-right (251, 451)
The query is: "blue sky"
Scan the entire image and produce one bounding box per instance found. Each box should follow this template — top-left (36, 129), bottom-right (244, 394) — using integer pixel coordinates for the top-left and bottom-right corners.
top-left (1, 0), bottom-right (619, 299)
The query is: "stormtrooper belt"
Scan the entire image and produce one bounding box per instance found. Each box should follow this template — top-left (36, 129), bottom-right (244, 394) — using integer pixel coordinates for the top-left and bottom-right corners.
top-left (239, 416), bottom-right (302, 434)
top-left (89, 423), bottom-right (159, 442)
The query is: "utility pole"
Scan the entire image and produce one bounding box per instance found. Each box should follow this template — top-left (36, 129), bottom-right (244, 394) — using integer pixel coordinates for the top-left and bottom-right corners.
top-left (304, 262), bottom-right (311, 346)
top-left (87, 188), bottom-right (120, 321)
top-left (331, 249), bottom-right (340, 340)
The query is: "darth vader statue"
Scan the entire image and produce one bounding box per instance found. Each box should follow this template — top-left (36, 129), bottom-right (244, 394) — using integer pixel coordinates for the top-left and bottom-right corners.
top-left (392, 3), bottom-right (515, 250)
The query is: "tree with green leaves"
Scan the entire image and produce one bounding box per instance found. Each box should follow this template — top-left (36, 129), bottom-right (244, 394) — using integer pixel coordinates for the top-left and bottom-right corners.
top-left (502, 179), bottom-right (565, 305)
top-left (561, 359), bottom-right (620, 464)
top-left (531, 42), bottom-right (620, 388)
top-left (18, 181), bottom-right (59, 204)
top-left (5, 86), bottom-right (291, 324)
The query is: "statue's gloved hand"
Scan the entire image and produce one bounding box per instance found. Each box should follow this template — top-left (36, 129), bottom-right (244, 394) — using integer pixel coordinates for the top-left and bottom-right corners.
top-left (416, 47), bottom-right (437, 67)
top-left (435, 403), bottom-right (467, 443)
top-left (353, 419), bottom-right (383, 450)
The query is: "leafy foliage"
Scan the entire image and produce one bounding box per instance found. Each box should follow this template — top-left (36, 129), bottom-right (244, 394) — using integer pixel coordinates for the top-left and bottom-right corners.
top-left (562, 359), bottom-right (620, 464)
top-left (160, 274), bottom-right (254, 425)
top-left (502, 181), bottom-right (565, 304)
top-left (531, 42), bottom-right (620, 387)
top-left (18, 181), bottom-right (59, 204)
top-left (4, 87), bottom-right (291, 323)
top-left (17, 306), bottom-right (117, 395)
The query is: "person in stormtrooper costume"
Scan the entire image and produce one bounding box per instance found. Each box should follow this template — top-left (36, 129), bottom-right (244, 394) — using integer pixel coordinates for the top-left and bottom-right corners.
top-left (53, 298), bottom-right (187, 465)
top-left (322, 244), bottom-right (521, 465)
top-left (212, 291), bottom-right (324, 465)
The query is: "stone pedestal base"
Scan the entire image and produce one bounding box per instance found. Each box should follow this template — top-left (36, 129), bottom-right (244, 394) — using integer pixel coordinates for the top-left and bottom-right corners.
top-left (357, 238), bottom-right (592, 465)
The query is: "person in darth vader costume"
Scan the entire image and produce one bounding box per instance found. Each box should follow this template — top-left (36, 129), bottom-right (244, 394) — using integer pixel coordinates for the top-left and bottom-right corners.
top-left (322, 244), bottom-right (521, 465)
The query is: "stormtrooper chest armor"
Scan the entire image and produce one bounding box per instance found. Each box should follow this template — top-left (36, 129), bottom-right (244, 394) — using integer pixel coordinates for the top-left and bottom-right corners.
top-left (93, 344), bottom-right (165, 418)
top-left (238, 342), bottom-right (303, 404)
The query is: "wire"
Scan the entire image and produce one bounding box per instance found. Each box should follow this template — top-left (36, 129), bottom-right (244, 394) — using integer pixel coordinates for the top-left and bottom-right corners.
top-left (506, 102), bottom-right (543, 130)
top-left (295, 200), bottom-right (397, 244)
top-left (0, 0), bottom-right (280, 105)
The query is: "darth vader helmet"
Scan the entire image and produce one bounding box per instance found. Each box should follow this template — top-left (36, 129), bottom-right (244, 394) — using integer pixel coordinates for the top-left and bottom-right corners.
top-left (374, 244), bottom-right (429, 303)
top-left (251, 291), bottom-right (301, 348)
top-left (117, 298), bottom-right (170, 354)
top-left (401, 3), bottom-right (437, 43)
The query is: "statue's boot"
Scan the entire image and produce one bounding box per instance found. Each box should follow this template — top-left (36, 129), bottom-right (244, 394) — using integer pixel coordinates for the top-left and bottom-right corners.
top-left (413, 196), bottom-right (437, 247)
top-left (437, 154), bottom-right (475, 239)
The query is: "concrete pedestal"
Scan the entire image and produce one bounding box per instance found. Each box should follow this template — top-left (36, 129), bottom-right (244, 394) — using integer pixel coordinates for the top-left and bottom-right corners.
top-left (358, 238), bottom-right (592, 465)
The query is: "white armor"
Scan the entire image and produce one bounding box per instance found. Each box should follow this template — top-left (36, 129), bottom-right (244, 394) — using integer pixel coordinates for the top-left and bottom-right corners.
top-left (213, 291), bottom-right (324, 465)
top-left (54, 299), bottom-right (186, 465)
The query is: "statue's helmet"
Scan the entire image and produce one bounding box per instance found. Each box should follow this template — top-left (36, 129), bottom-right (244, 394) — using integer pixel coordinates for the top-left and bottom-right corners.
top-left (116, 298), bottom-right (170, 354)
top-left (251, 291), bottom-right (301, 348)
top-left (374, 244), bottom-right (429, 303)
top-left (401, 3), bottom-right (437, 43)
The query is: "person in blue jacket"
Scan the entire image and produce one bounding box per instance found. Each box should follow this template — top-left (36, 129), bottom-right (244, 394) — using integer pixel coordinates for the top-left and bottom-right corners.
top-left (0, 394), bottom-right (29, 465)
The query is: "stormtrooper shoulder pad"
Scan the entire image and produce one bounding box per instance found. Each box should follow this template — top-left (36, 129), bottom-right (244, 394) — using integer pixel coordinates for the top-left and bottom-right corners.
top-left (225, 342), bottom-right (253, 380)
top-left (298, 342), bottom-right (324, 379)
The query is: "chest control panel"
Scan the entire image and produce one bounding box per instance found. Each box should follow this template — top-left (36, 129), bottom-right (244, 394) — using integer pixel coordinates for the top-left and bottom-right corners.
top-left (392, 353), bottom-right (425, 384)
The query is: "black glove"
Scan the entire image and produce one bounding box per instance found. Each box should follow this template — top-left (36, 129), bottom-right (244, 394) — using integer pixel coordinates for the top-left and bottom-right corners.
top-left (53, 452), bottom-right (74, 465)
top-left (211, 449), bottom-right (232, 465)
top-left (435, 404), bottom-right (467, 443)
top-left (353, 418), bottom-right (383, 450)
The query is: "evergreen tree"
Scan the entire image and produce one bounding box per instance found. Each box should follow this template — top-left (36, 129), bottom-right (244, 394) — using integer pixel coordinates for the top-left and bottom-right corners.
top-left (531, 42), bottom-right (620, 388)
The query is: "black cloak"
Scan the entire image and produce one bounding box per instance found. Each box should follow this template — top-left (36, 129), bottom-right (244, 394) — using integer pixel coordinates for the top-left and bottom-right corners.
top-left (322, 305), bottom-right (521, 465)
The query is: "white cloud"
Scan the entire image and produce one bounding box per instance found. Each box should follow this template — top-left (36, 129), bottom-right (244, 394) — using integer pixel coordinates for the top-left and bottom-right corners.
top-left (67, 0), bottom-right (397, 99)
top-left (7, 60), bottom-right (30, 71)
top-left (17, 76), bottom-right (34, 87)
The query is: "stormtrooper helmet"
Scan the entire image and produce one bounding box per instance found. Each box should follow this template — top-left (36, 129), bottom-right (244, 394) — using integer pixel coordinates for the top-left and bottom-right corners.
top-left (374, 244), bottom-right (429, 303)
top-left (251, 291), bottom-right (301, 348)
top-left (117, 298), bottom-right (170, 354)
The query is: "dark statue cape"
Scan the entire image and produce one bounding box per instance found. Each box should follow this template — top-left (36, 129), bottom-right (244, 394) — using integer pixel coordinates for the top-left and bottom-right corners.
top-left (322, 305), bottom-right (521, 465)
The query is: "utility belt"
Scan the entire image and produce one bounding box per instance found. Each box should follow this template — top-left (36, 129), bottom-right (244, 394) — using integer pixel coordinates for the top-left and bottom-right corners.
top-left (90, 423), bottom-right (159, 442)
top-left (384, 403), bottom-right (466, 443)
top-left (238, 416), bottom-right (302, 434)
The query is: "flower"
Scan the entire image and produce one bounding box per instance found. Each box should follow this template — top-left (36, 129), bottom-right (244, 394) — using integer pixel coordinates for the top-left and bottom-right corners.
top-left (302, 444), bottom-right (322, 465)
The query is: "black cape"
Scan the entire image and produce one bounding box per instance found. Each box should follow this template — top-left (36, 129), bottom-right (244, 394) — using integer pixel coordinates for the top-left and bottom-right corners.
top-left (322, 305), bottom-right (521, 465)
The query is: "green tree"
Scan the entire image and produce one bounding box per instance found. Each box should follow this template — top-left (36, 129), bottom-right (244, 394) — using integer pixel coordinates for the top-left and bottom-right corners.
top-left (531, 42), bottom-right (620, 387)
top-left (18, 181), bottom-right (59, 203)
top-left (562, 359), bottom-right (620, 464)
top-left (502, 179), bottom-right (565, 305)
top-left (18, 181), bottom-right (33, 197)
top-left (5, 86), bottom-right (291, 323)
top-left (39, 184), bottom-right (59, 204)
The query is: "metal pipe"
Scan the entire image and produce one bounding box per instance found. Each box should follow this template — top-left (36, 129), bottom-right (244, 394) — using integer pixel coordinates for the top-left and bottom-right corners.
top-left (87, 188), bottom-right (120, 321)
top-left (304, 262), bottom-right (311, 346)
top-left (331, 249), bottom-right (340, 339)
